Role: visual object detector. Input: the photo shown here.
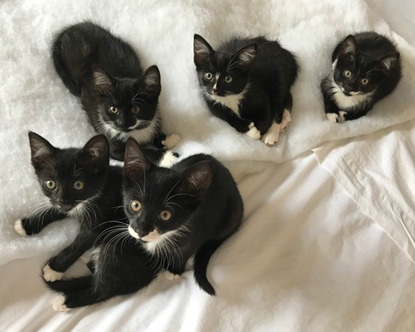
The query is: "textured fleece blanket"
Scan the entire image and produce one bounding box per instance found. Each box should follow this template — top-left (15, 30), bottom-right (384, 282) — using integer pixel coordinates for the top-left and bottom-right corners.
top-left (1, 0), bottom-right (415, 264)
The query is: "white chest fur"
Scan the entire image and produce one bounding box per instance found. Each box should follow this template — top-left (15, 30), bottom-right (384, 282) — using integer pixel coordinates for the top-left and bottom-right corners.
top-left (331, 82), bottom-right (373, 110)
top-left (207, 86), bottom-right (248, 117)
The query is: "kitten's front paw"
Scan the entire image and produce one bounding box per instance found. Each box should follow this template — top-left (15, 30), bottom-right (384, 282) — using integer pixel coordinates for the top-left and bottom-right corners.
top-left (52, 295), bottom-right (70, 312)
top-left (164, 271), bottom-right (180, 280)
top-left (43, 264), bottom-right (64, 282)
top-left (159, 151), bottom-right (179, 168)
top-left (339, 111), bottom-right (347, 122)
top-left (246, 123), bottom-right (261, 140)
top-left (13, 219), bottom-right (27, 237)
top-left (162, 134), bottom-right (181, 149)
top-left (326, 113), bottom-right (340, 123)
top-left (280, 109), bottom-right (292, 132)
top-left (262, 123), bottom-right (281, 146)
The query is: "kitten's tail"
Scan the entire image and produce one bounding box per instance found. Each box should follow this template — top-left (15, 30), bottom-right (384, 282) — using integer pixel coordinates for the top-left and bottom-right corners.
top-left (44, 275), bottom-right (93, 293)
top-left (193, 239), bottom-right (227, 296)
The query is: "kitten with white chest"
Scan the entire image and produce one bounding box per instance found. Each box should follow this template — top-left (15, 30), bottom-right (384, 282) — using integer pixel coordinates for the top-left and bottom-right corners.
top-left (52, 21), bottom-right (180, 161)
top-left (321, 32), bottom-right (401, 122)
top-left (194, 34), bottom-right (298, 145)
top-left (123, 138), bottom-right (244, 295)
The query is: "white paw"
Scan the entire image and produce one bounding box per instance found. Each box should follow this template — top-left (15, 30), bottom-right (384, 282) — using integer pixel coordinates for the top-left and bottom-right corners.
top-left (246, 123), bottom-right (261, 140)
top-left (280, 109), bottom-right (291, 132)
top-left (262, 122), bottom-right (281, 146)
top-left (52, 295), bottom-right (70, 312)
top-left (326, 113), bottom-right (339, 123)
top-left (43, 264), bottom-right (64, 282)
top-left (162, 134), bottom-right (181, 149)
top-left (13, 219), bottom-right (27, 237)
top-left (164, 271), bottom-right (180, 280)
top-left (339, 111), bottom-right (347, 122)
top-left (159, 151), bottom-right (178, 168)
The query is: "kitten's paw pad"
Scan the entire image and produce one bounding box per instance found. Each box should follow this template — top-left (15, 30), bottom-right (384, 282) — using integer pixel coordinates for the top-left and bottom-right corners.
top-left (262, 123), bottom-right (281, 146)
top-left (52, 295), bottom-right (70, 312)
top-left (159, 151), bottom-right (179, 168)
top-left (43, 264), bottom-right (63, 282)
top-left (280, 109), bottom-right (292, 132)
top-left (326, 113), bottom-right (340, 123)
top-left (339, 111), bottom-right (347, 122)
top-left (246, 124), bottom-right (261, 140)
top-left (162, 134), bottom-right (181, 149)
top-left (13, 219), bottom-right (27, 237)
top-left (164, 271), bottom-right (180, 280)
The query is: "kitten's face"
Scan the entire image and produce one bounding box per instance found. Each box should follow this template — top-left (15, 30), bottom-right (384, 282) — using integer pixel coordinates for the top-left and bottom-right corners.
top-left (28, 132), bottom-right (109, 213)
top-left (193, 34), bottom-right (257, 98)
top-left (333, 35), bottom-right (399, 96)
top-left (93, 66), bottom-right (161, 133)
top-left (122, 139), bottom-right (212, 251)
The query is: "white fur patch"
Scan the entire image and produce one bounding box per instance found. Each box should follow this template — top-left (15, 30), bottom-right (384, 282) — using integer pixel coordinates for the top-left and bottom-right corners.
top-left (246, 124), bottom-right (261, 140)
top-left (52, 295), bottom-right (69, 312)
top-left (159, 151), bottom-right (178, 168)
top-left (262, 122), bottom-right (281, 146)
top-left (43, 264), bottom-right (63, 282)
top-left (13, 219), bottom-right (27, 237)
top-left (128, 225), bottom-right (140, 239)
top-left (326, 113), bottom-right (339, 123)
top-left (280, 109), bottom-right (292, 132)
top-left (330, 81), bottom-right (373, 110)
top-left (207, 85), bottom-right (249, 117)
top-left (141, 229), bottom-right (183, 254)
top-left (164, 271), bottom-right (180, 280)
top-left (162, 134), bottom-right (181, 149)
top-left (339, 111), bottom-right (347, 122)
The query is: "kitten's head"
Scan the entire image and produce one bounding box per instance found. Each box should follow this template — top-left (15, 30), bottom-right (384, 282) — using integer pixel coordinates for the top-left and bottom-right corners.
top-left (333, 35), bottom-right (399, 96)
top-left (93, 65), bottom-right (161, 133)
top-left (193, 34), bottom-right (257, 98)
top-left (28, 132), bottom-right (109, 213)
top-left (123, 138), bottom-right (212, 250)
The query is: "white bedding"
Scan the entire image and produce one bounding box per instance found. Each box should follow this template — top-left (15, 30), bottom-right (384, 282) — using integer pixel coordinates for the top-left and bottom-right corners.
top-left (1, 0), bottom-right (415, 331)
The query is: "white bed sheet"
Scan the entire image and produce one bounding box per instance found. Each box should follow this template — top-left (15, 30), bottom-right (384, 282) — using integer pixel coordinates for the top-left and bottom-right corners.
top-left (1, 153), bottom-right (415, 332)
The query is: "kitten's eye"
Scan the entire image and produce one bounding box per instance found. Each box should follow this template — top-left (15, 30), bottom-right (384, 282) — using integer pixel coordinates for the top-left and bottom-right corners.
top-left (159, 210), bottom-right (172, 221)
top-left (109, 106), bottom-right (118, 114)
top-left (73, 181), bottom-right (84, 191)
top-left (224, 75), bottom-right (232, 83)
top-left (131, 106), bottom-right (140, 114)
top-left (130, 200), bottom-right (142, 212)
top-left (44, 180), bottom-right (56, 190)
top-left (343, 70), bottom-right (352, 78)
top-left (361, 78), bottom-right (369, 85)
top-left (204, 72), bottom-right (213, 80)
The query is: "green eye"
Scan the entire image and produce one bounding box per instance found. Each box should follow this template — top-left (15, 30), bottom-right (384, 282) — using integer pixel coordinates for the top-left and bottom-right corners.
top-left (344, 70), bottom-right (352, 78)
top-left (224, 75), bottom-right (232, 83)
top-left (130, 200), bottom-right (142, 212)
top-left (204, 72), bottom-right (213, 80)
top-left (109, 106), bottom-right (118, 114)
top-left (44, 180), bottom-right (56, 190)
top-left (73, 180), bottom-right (84, 191)
top-left (159, 210), bottom-right (172, 221)
top-left (132, 106), bottom-right (140, 114)
top-left (361, 78), bottom-right (369, 85)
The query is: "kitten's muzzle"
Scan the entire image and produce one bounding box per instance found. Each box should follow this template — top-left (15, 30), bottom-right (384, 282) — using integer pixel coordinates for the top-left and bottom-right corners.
top-left (54, 200), bottom-right (75, 212)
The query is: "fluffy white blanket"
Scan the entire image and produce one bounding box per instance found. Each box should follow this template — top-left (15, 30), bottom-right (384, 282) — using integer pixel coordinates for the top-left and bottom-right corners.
top-left (1, 0), bottom-right (415, 263)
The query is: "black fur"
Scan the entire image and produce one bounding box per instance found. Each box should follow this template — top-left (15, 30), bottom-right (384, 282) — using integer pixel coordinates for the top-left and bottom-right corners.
top-left (194, 34), bottom-right (297, 137)
top-left (123, 138), bottom-right (244, 295)
top-left (321, 32), bottom-right (401, 121)
top-left (52, 21), bottom-right (171, 161)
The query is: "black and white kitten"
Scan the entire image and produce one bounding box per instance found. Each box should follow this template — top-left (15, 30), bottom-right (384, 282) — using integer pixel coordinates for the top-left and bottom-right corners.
top-left (52, 21), bottom-right (180, 161)
top-left (321, 32), bottom-right (401, 122)
top-left (123, 138), bottom-right (244, 295)
top-left (13, 132), bottom-right (125, 284)
top-left (194, 34), bottom-right (298, 145)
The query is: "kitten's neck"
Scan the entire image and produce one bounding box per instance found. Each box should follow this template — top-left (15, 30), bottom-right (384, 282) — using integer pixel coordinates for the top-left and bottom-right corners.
top-left (205, 84), bottom-right (250, 117)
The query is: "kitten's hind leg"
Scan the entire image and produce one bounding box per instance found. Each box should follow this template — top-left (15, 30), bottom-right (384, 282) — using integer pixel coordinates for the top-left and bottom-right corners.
top-left (52, 287), bottom-right (109, 311)
top-left (280, 93), bottom-right (293, 132)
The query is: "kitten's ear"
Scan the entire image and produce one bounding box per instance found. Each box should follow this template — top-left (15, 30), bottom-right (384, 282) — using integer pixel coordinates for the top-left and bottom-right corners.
top-left (339, 35), bottom-right (357, 61)
top-left (138, 66), bottom-right (161, 97)
top-left (194, 34), bottom-right (215, 66)
top-left (233, 44), bottom-right (257, 70)
top-left (379, 52), bottom-right (400, 72)
top-left (124, 138), bottom-right (149, 178)
top-left (28, 131), bottom-right (55, 168)
top-left (93, 67), bottom-right (113, 94)
top-left (177, 161), bottom-right (212, 199)
top-left (80, 135), bottom-right (109, 172)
